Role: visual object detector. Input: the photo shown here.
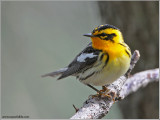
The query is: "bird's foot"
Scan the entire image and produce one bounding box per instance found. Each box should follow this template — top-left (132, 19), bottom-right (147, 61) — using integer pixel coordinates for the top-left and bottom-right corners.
top-left (91, 86), bottom-right (116, 103)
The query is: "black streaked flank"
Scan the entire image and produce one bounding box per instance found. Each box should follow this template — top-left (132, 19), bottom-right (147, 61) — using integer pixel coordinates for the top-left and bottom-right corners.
top-left (118, 43), bottom-right (126, 47)
top-left (105, 53), bottom-right (109, 65)
top-left (100, 53), bottom-right (104, 61)
top-left (79, 72), bottom-right (95, 81)
top-left (119, 43), bottom-right (131, 52)
top-left (102, 53), bottom-right (109, 69)
top-left (125, 49), bottom-right (131, 58)
top-left (81, 65), bottom-right (93, 73)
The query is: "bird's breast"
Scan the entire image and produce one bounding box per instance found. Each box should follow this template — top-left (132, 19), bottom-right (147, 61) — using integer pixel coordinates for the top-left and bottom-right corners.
top-left (78, 51), bottom-right (131, 86)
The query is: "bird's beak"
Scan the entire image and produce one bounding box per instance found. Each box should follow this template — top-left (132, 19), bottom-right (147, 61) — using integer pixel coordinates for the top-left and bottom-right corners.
top-left (83, 33), bottom-right (95, 37)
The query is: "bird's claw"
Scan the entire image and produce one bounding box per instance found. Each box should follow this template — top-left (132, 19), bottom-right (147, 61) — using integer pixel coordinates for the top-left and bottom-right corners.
top-left (91, 86), bottom-right (117, 103)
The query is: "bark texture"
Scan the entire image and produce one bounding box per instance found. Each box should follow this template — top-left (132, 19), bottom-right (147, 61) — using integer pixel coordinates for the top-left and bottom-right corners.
top-left (98, 1), bottom-right (159, 119)
top-left (70, 67), bottom-right (159, 119)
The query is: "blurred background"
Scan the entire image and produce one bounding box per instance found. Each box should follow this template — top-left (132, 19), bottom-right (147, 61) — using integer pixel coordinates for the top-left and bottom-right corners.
top-left (2, 1), bottom-right (159, 119)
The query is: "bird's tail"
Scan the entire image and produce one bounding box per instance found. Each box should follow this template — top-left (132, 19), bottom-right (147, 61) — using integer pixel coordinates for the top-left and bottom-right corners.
top-left (41, 68), bottom-right (67, 78)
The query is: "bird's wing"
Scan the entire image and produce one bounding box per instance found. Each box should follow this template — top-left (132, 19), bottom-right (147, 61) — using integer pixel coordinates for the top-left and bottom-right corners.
top-left (58, 43), bottom-right (102, 79)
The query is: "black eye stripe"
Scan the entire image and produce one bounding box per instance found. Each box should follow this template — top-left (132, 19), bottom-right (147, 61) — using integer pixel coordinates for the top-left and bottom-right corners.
top-left (95, 33), bottom-right (107, 37)
top-left (100, 33), bottom-right (107, 36)
top-left (96, 33), bottom-right (116, 38)
top-left (108, 33), bottom-right (116, 37)
top-left (98, 33), bottom-right (116, 42)
top-left (104, 34), bottom-right (116, 41)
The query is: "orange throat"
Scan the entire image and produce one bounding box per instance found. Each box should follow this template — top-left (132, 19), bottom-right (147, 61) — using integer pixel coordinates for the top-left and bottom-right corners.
top-left (91, 37), bottom-right (125, 59)
top-left (91, 37), bottom-right (110, 50)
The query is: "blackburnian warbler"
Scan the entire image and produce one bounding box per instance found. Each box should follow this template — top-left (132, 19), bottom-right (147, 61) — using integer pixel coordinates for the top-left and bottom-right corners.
top-left (42, 24), bottom-right (131, 95)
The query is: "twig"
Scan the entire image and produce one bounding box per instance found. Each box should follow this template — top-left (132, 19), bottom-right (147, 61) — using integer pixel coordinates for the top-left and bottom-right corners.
top-left (70, 50), bottom-right (159, 119)
top-left (73, 104), bottom-right (79, 113)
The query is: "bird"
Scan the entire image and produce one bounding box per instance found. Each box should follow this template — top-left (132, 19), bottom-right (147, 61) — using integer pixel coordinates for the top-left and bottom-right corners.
top-left (42, 24), bottom-right (131, 96)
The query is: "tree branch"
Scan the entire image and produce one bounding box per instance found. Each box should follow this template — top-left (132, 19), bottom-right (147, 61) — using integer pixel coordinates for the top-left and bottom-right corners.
top-left (119, 68), bottom-right (159, 99)
top-left (70, 50), bottom-right (159, 119)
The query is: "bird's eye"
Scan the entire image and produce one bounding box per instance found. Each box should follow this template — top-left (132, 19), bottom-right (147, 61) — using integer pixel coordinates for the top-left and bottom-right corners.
top-left (100, 33), bottom-right (107, 36)
top-left (95, 33), bottom-right (107, 37)
top-left (110, 33), bottom-right (116, 36)
top-left (97, 33), bottom-right (117, 41)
